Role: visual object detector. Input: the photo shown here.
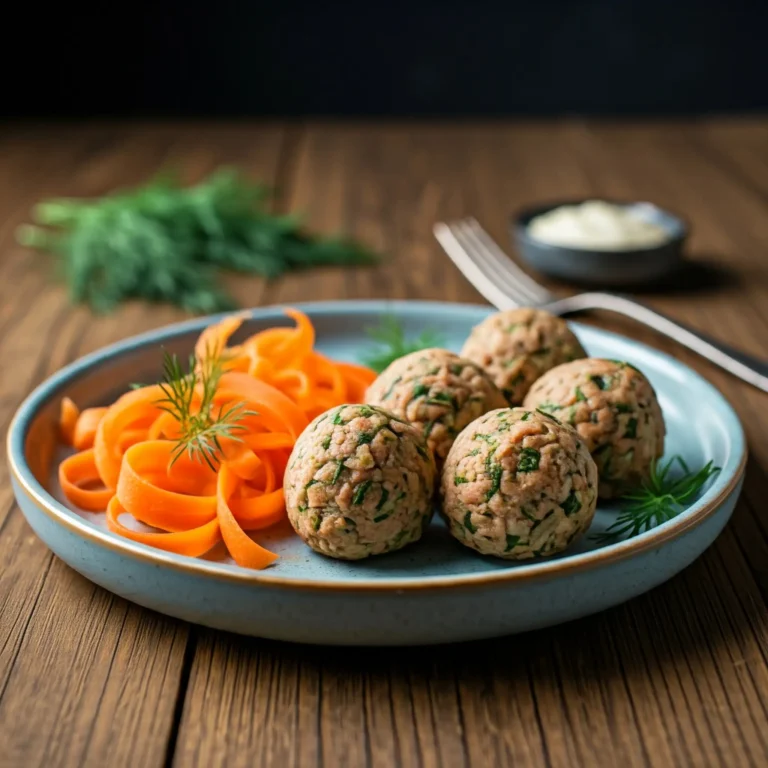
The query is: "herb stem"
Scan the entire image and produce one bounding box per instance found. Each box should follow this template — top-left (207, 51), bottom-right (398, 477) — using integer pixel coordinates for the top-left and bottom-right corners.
top-left (593, 455), bottom-right (720, 544)
top-left (157, 347), bottom-right (254, 469)
top-left (362, 316), bottom-right (444, 372)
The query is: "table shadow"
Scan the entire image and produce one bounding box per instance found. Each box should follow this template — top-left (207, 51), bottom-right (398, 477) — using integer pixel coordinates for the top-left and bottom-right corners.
top-left (546, 253), bottom-right (743, 296)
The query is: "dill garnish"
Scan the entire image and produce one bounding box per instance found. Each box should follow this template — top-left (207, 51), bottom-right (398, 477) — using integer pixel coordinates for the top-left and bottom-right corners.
top-left (157, 348), bottom-right (253, 470)
top-left (17, 169), bottom-right (377, 313)
top-left (362, 316), bottom-right (444, 373)
top-left (593, 455), bottom-right (720, 544)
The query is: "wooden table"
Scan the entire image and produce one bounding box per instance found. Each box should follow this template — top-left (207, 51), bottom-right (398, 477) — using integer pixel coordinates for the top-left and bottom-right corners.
top-left (1, 120), bottom-right (767, 768)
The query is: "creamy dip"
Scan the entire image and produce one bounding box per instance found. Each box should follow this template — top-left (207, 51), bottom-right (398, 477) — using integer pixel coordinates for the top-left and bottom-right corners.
top-left (528, 200), bottom-right (669, 250)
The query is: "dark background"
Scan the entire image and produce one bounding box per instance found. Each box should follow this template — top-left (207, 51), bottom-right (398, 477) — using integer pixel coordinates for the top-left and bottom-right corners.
top-left (4, 0), bottom-right (767, 118)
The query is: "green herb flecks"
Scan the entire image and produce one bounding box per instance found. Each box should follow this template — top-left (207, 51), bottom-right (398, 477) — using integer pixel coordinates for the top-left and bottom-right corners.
top-left (615, 403), bottom-right (633, 414)
top-left (505, 534), bottom-right (520, 552)
top-left (412, 383), bottom-right (430, 398)
top-left (415, 442), bottom-right (431, 461)
top-left (352, 480), bottom-right (373, 506)
top-left (331, 460), bottom-right (345, 485)
top-left (321, 436), bottom-right (332, 450)
top-left (536, 402), bottom-right (562, 413)
top-left (606, 359), bottom-right (641, 372)
top-left (382, 375), bottom-right (402, 399)
top-left (361, 316), bottom-right (444, 373)
top-left (624, 418), bottom-right (638, 439)
top-left (590, 374), bottom-right (611, 390)
top-left (18, 169), bottom-right (377, 313)
top-left (454, 475), bottom-right (469, 486)
top-left (463, 511), bottom-right (477, 534)
top-left (536, 408), bottom-right (561, 424)
top-left (575, 386), bottom-right (587, 402)
top-left (517, 448), bottom-right (541, 473)
top-left (426, 391), bottom-right (457, 409)
top-left (485, 461), bottom-right (503, 501)
top-left (561, 490), bottom-right (581, 517)
top-left (593, 456), bottom-right (720, 544)
top-left (520, 411), bottom-right (531, 421)
top-left (157, 348), bottom-right (253, 471)
top-left (376, 488), bottom-right (390, 511)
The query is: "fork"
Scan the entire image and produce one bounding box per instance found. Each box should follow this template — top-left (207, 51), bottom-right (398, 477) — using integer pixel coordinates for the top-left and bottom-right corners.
top-left (434, 218), bottom-right (768, 393)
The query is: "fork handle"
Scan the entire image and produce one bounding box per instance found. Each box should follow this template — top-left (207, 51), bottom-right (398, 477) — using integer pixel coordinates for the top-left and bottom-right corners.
top-left (544, 292), bottom-right (768, 393)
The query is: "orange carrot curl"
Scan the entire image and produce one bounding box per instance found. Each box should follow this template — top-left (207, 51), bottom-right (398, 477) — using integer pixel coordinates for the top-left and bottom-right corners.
top-left (58, 308), bottom-right (376, 569)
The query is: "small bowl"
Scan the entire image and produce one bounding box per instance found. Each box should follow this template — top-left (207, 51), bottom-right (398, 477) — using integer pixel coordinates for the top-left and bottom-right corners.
top-left (511, 199), bottom-right (688, 287)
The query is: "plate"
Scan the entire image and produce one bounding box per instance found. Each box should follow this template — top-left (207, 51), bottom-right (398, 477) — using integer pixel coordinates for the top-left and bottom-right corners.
top-left (8, 301), bottom-right (746, 645)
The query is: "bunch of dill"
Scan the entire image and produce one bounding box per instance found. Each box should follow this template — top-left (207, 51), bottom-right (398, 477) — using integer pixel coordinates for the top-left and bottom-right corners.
top-left (17, 169), bottom-right (377, 313)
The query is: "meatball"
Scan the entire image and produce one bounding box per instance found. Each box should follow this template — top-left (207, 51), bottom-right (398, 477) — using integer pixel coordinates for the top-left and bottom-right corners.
top-left (523, 358), bottom-right (665, 498)
top-left (365, 348), bottom-right (507, 468)
top-left (441, 408), bottom-right (598, 559)
top-left (460, 308), bottom-right (586, 405)
top-left (284, 403), bottom-right (436, 560)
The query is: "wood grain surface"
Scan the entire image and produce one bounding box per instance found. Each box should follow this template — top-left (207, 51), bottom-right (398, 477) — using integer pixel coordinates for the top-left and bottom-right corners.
top-left (0, 120), bottom-right (766, 768)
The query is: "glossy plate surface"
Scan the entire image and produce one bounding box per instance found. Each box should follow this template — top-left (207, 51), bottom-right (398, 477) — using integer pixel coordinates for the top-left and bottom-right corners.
top-left (8, 301), bottom-right (746, 645)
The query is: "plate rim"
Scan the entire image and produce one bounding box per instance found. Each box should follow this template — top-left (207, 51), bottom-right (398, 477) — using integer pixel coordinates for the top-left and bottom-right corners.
top-left (8, 299), bottom-right (747, 593)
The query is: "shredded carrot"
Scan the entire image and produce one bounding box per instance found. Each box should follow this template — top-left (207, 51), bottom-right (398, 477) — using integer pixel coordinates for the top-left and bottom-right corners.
top-left (107, 496), bottom-right (222, 557)
top-left (59, 449), bottom-right (113, 511)
top-left (72, 407), bottom-right (108, 450)
top-left (216, 464), bottom-right (279, 568)
top-left (59, 397), bottom-right (80, 445)
top-left (56, 308), bottom-right (375, 570)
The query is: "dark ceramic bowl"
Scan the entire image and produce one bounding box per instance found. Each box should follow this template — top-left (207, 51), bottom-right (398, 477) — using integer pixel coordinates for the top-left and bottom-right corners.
top-left (511, 200), bottom-right (688, 287)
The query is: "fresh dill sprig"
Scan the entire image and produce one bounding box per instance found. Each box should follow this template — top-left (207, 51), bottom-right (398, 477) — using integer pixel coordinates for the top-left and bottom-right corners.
top-left (362, 315), bottom-right (445, 373)
top-left (17, 169), bottom-right (378, 314)
top-left (593, 455), bottom-right (721, 544)
top-left (157, 347), bottom-right (253, 470)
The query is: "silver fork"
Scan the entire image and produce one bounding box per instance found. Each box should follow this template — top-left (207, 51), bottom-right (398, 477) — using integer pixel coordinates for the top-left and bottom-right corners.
top-left (434, 217), bottom-right (768, 393)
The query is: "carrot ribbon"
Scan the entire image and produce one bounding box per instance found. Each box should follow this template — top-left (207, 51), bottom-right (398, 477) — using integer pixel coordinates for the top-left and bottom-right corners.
top-left (58, 308), bottom-right (375, 569)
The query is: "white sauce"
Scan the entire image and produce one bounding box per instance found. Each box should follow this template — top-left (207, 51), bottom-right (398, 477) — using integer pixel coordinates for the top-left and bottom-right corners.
top-left (528, 200), bottom-right (669, 250)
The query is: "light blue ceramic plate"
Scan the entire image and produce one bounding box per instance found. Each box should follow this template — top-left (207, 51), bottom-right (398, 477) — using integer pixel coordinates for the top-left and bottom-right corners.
top-left (8, 301), bottom-right (746, 646)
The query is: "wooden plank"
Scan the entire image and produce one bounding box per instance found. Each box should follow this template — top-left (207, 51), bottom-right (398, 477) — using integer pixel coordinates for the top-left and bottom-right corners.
top-left (0, 123), bottom-right (286, 766)
top-left (171, 121), bottom-right (768, 768)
